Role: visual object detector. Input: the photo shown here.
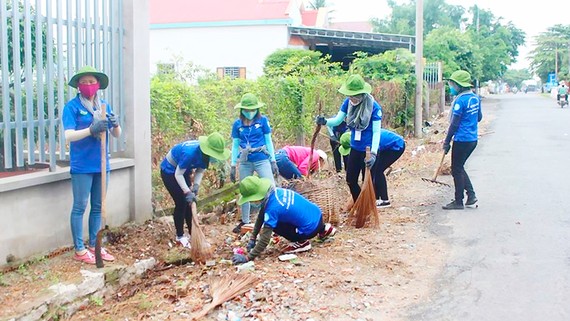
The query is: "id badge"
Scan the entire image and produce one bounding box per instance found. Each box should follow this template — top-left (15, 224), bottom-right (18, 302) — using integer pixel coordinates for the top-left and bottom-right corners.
top-left (354, 130), bottom-right (362, 141)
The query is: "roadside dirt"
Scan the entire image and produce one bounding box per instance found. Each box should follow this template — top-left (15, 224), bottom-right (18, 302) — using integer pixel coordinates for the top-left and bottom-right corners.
top-left (0, 100), bottom-right (496, 321)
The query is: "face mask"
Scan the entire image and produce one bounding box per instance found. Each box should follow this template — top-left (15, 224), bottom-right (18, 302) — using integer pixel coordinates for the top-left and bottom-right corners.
top-left (449, 86), bottom-right (458, 96)
top-left (242, 110), bottom-right (257, 120)
top-left (209, 157), bottom-right (220, 164)
top-left (78, 83), bottom-right (100, 98)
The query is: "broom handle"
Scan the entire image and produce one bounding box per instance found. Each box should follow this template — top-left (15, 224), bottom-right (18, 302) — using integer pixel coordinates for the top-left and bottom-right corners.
top-left (431, 152), bottom-right (446, 181)
top-left (100, 105), bottom-right (107, 224)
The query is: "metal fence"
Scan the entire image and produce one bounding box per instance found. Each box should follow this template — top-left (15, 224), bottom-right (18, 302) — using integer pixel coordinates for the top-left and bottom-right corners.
top-left (0, 0), bottom-right (124, 172)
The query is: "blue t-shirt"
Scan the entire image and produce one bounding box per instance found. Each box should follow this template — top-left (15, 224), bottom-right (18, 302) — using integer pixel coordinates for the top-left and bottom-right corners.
top-left (379, 129), bottom-right (405, 152)
top-left (62, 95), bottom-right (114, 174)
top-left (160, 141), bottom-right (207, 175)
top-left (340, 98), bottom-right (382, 152)
top-left (451, 92), bottom-right (481, 142)
top-left (263, 188), bottom-right (321, 235)
top-left (231, 116), bottom-right (272, 163)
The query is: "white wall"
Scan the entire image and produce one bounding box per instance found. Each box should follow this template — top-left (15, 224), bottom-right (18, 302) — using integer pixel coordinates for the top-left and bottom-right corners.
top-left (150, 25), bottom-right (290, 79)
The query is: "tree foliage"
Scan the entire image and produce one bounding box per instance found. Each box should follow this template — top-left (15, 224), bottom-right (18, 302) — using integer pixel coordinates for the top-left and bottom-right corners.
top-left (529, 24), bottom-right (570, 82)
top-left (501, 69), bottom-right (532, 87)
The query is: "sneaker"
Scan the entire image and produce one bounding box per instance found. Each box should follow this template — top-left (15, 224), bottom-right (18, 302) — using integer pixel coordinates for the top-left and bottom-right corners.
top-left (465, 196), bottom-right (478, 208)
top-left (73, 250), bottom-right (96, 264)
top-left (376, 200), bottom-right (392, 208)
top-left (442, 200), bottom-right (464, 210)
top-left (88, 247), bottom-right (115, 262)
top-left (318, 223), bottom-right (337, 240)
top-left (176, 235), bottom-right (191, 248)
top-left (282, 240), bottom-right (312, 254)
top-left (232, 222), bottom-right (246, 234)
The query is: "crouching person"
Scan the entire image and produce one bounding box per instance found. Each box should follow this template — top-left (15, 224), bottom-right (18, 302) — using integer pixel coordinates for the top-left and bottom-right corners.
top-left (232, 176), bottom-right (337, 265)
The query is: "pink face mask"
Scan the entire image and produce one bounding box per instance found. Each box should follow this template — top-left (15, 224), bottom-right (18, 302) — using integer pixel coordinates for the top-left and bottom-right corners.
top-left (78, 83), bottom-right (100, 98)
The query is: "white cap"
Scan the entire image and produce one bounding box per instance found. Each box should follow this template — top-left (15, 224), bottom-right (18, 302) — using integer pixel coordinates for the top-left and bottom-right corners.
top-left (316, 149), bottom-right (327, 161)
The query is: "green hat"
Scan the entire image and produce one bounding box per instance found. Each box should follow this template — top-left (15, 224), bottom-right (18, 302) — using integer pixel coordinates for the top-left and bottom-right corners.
top-left (338, 74), bottom-right (372, 96)
top-left (198, 132), bottom-right (231, 160)
top-left (68, 66), bottom-right (109, 89)
top-left (234, 93), bottom-right (265, 110)
top-left (446, 70), bottom-right (473, 88)
top-left (338, 132), bottom-right (351, 156)
top-left (237, 176), bottom-right (272, 205)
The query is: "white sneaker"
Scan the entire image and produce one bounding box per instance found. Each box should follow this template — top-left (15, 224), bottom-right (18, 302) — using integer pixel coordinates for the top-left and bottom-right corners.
top-left (376, 200), bottom-right (391, 208)
top-left (176, 235), bottom-right (191, 248)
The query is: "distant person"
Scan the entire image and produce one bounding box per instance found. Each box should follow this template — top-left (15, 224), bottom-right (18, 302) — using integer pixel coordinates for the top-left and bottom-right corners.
top-left (329, 121), bottom-right (348, 172)
top-left (442, 70), bottom-right (482, 210)
top-left (557, 82), bottom-right (568, 103)
top-left (275, 146), bottom-right (328, 179)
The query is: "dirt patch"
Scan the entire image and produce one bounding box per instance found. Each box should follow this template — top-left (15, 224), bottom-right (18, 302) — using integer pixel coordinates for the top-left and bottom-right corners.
top-left (0, 100), bottom-right (497, 320)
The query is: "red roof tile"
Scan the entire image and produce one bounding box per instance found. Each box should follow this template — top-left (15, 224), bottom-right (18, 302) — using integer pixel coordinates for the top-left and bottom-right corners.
top-left (150, 0), bottom-right (293, 24)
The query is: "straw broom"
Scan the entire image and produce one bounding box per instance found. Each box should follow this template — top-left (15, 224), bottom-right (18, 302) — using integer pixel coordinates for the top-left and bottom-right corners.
top-left (191, 273), bottom-right (258, 320)
top-left (349, 147), bottom-right (379, 228)
top-left (190, 201), bottom-right (213, 264)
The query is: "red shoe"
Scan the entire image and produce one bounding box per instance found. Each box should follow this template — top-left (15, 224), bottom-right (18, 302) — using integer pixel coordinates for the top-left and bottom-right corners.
top-left (282, 240), bottom-right (311, 254)
top-left (318, 223), bottom-right (337, 241)
top-left (74, 250), bottom-right (96, 264)
top-left (88, 247), bottom-right (116, 262)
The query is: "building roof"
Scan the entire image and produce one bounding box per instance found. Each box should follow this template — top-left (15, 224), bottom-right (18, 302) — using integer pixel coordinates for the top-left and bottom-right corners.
top-left (150, 0), bottom-right (293, 24)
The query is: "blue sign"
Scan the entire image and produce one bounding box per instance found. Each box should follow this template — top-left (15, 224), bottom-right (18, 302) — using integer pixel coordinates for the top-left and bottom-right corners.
top-left (548, 72), bottom-right (557, 83)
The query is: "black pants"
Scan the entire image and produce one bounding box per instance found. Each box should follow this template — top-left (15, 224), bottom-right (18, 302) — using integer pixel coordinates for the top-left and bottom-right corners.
top-left (330, 138), bottom-right (345, 172)
top-left (451, 141), bottom-right (477, 204)
top-left (372, 145), bottom-right (406, 201)
top-left (273, 217), bottom-right (325, 242)
top-left (161, 169), bottom-right (193, 237)
top-left (346, 149), bottom-right (371, 201)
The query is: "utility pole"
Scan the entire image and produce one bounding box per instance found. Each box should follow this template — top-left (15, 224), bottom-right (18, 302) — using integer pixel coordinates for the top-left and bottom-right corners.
top-left (414, 0), bottom-right (424, 138)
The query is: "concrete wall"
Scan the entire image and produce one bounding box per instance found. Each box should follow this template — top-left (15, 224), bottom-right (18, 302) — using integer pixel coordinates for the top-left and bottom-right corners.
top-left (0, 0), bottom-right (152, 266)
top-left (149, 24), bottom-right (290, 79)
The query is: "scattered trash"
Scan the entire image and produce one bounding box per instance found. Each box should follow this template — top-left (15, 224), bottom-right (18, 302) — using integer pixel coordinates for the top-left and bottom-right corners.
top-left (236, 261), bottom-right (255, 273)
top-left (278, 254), bottom-right (298, 261)
top-left (206, 260), bottom-right (216, 267)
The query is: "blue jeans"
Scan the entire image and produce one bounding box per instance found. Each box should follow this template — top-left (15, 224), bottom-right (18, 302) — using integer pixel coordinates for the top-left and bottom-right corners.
top-left (238, 159), bottom-right (275, 223)
top-left (70, 173), bottom-right (108, 251)
top-left (275, 149), bottom-right (303, 179)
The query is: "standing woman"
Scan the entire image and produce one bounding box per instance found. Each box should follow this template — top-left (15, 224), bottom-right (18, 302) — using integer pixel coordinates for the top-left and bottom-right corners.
top-left (160, 132), bottom-right (231, 247)
top-left (62, 66), bottom-right (121, 264)
top-left (230, 93), bottom-right (278, 233)
top-left (316, 74), bottom-right (382, 202)
top-left (442, 70), bottom-right (482, 210)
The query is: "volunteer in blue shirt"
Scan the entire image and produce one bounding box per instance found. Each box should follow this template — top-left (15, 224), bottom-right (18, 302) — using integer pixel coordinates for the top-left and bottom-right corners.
top-left (329, 120), bottom-right (348, 172)
top-left (374, 129), bottom-right (406, 208)
top-left (230, 93), bottom-right (278, 233)
top-left (160, 132), bottom-right (230, 247)
top-left (62, 66), bottom-right (121, 265)
top-left (231, 176), bottom-right (337, 264)
top-left (442, 70), bottom-right (482, 210)
top-left (315, 74), bottom-right (382, 202)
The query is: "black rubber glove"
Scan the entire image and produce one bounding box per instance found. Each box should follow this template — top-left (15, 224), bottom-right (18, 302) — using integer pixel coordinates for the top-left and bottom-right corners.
top-left (107, 113), bottom-right (119, 128)
top-left (364, 153), bottom-right (376, 168)
top-left (443, 142), bottom-right (451, 155)
top-left (315, 116), bottom-right (327, 126)
top-left (89, 119), bottom-right (108, 137)
top-left (230, 166), bottom-right (237, 183)
top-left (185, 191), bottom-right (197, 203)
top-left (271, 161), bottom-right (279, 177)
top-left (232, 254), bottom-right (249, 265)
top-left (246, 239), bottom-right (256, 251)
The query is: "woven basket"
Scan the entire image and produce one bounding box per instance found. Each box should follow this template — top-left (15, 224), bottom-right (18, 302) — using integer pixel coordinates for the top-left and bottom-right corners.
top-left (285, 174), bottom-right (347, 225)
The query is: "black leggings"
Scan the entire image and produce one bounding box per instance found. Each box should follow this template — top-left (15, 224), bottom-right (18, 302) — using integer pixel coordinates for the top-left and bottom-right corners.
top-left (372, 146), bottom-right (406, 201)
top-left (346, 149), bottom-right (369, 201)
top-left (161, 169), bottom-right (193, 237)
top-left (451, 141), bottom-right (477, 203)
top-left (273, 217), bottom-right (325, 242)
top-left (330, 138), bottom-right (345, 172)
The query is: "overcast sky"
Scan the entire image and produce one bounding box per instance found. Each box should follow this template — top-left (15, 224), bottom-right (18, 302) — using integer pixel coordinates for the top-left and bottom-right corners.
top-left (328, 0), bottom-right (569, 69)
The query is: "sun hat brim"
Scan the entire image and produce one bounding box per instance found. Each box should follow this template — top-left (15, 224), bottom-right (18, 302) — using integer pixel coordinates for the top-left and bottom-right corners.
top-left (237, 177), bottom-right (272, 205)
top-left (338, 82), bottom-right (372, 96)
top-left (338, 145), bottom-right (351, 156)
top-left (69, 71), bottom-right (109, 89)
top-left (234, 102), bottom-right (265, 110)
top-left (198, 136), bottom-right (231, 160)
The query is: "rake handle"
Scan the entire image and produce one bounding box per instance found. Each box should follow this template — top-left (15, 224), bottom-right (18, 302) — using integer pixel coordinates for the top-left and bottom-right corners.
top-left (96, 104), bottom-right (107, 268)
top-left (432, 151), bottom-right (446, 181)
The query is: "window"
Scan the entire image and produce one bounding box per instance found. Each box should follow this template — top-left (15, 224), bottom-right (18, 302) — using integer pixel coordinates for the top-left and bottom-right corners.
top-left (217, 67), bottom-right (246, 79)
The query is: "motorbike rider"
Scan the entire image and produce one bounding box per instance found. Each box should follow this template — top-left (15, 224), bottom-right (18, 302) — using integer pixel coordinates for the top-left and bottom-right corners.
top-left (557, 82), bottom-right (568, 104)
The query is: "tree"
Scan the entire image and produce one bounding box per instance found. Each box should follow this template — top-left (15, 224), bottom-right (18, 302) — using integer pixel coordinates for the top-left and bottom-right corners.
top-left (529, 24), bottom-right (570, 82)
top-left (501, 69), bottom-right (532, 88)
top-left (308, 0), bottom-right (328, 10)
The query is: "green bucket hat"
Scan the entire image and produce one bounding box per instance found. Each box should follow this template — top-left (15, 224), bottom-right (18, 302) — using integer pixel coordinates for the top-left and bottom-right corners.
top-left (198, 132), bottom-right (231, 161)
top-left (338, 74), bottom-right (372, 96)
top-left (338, 132), bottom-right (351, 156)
top-left (446, 70), bottom-right (473, 88)
top-left (237, 176), bottom-right (272, 205)
top-left (234, 93), bottom-right (265, 110)
top-left (68, 66), bottom-right (109, 89)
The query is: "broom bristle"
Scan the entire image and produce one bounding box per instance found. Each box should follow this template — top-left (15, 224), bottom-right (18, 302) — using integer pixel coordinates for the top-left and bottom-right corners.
top-left (191, 273), bottom-right (258, 320)
top-left (190, 202), bottom-right (213, 264)
top-left (349, 147), bottom-right (379, 228)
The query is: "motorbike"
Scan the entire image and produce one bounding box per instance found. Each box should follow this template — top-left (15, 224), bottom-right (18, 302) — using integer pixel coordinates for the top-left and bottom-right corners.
top-left (558, 95), bottom-right (568, 108)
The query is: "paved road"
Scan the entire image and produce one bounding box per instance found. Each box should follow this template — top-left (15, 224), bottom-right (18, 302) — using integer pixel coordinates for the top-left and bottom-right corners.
top-left (410, 92), bottom-right (570, 321)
